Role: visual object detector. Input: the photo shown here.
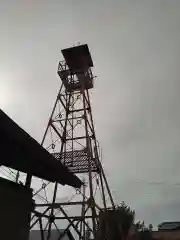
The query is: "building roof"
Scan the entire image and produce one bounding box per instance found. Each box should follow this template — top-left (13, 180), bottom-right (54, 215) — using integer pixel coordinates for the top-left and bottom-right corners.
top-left (29, 229), bottom-right (75, 240)
top-left (0, 109), bottom-right (82, 188)
top-left (158, 222), bottom-right (180, 231)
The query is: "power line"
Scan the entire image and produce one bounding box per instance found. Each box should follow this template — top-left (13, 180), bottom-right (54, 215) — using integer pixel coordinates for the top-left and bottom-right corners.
top-left (127, 180), bottom-right (180, 187)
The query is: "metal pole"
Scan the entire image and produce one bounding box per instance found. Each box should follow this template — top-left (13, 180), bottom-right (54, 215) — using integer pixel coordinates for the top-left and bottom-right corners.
top-left (47, 90), bottom-right (72, 240)
top-left (86, 90), bottom-right (115, 208)
top-left (82, 89), bottom-right (97, 238)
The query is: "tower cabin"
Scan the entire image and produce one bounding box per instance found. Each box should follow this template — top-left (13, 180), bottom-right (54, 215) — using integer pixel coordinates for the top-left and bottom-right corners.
top-left (58, 44), bottom-right (94, 92)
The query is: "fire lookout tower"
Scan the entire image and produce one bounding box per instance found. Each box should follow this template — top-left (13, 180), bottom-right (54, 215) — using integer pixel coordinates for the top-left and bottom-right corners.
top-left (30, 44), bottom-right (115, 240)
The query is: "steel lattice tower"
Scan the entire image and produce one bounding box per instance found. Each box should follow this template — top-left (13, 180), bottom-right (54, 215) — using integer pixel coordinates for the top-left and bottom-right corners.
top-left (30, 44), bottom-right (115, 240)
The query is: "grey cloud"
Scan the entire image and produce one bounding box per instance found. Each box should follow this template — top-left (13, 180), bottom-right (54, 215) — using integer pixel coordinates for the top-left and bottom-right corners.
top-left (1, 0), bottom-right (180, 226)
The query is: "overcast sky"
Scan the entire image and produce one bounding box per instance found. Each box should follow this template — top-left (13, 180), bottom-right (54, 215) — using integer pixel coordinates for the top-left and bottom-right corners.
top-left (1, 0), bottom-right (180, 226)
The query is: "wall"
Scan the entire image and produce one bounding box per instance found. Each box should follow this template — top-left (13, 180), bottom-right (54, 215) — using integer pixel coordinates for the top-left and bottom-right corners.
top-left (0, 178), bottom-right (32, 240)
top-left (153, 230), bottom-right (180, 240)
